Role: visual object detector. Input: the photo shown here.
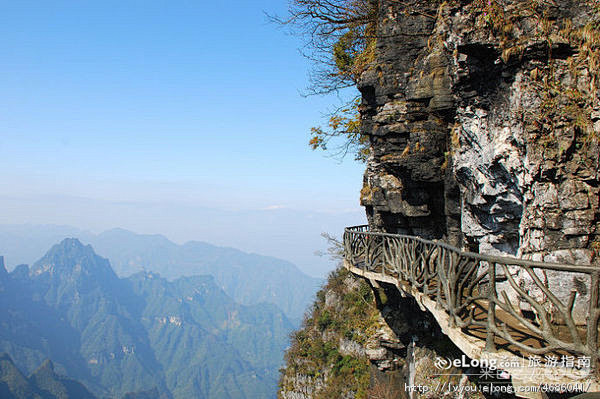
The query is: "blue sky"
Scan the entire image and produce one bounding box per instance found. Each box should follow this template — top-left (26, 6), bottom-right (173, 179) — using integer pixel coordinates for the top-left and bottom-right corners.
top-left (0, 0), bottom-right (366, 276)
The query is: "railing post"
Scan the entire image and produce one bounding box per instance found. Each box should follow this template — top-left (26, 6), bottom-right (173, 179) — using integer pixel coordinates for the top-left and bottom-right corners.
top-left (485, 262), bottom-right (497, 352)
top-left (366, 234), bottom-right (372, 271)
top-left (449, 252), bottom-right (458, 327)
top-left (382, 237), bottom-right (386, 277)
top-left (587, 271), bottom-right (599, 375)
top-left (435, 248), bottom-right (443, 310)
top-left (343, 231), bottom-right (349, 263)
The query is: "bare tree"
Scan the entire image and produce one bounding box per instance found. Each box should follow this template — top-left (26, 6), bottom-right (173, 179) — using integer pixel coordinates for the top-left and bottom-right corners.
top-left (315, 232), bottom-right (345, 264)
top-left (272, 0), bottom-right (378, 94)
top-left (270, 0), bottom-right (378, 161)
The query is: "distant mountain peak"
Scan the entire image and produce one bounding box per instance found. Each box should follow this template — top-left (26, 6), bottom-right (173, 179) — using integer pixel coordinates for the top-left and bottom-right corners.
top-left (11, 264), bottom-right (30, 280)
top-left (58, 237), bottom-right (90, 251)
top-left (98, 228), bottom-right (172, 243)
top-left (36, 359), bottom-right (55, 372)
top-left (43, 237), bottom-right (97, 259)
top-left (30, 238), bottom-right (116, 281)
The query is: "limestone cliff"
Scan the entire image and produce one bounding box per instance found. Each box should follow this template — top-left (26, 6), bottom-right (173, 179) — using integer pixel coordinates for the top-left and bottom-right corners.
top-left (279, 0), bottom-right (599, 397)
top-left (359, 0), bottom-right (599, 260)
top-left (359, 0), bottom-right (599, 326)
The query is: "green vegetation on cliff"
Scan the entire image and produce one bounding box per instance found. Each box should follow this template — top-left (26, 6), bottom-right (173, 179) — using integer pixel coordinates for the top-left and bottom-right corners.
top-left (278, 267), bottom-right (382, 399)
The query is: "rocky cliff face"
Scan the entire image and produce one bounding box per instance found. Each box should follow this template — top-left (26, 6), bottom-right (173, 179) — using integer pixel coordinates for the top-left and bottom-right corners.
top-left (279, 0), bottom-right (599, 397)
top-left (359, 0), bottom-right (599, 327)
top-left (359, 0), bottom-right (599, 261)
top-left (278, 268), bottom-right (482, 399)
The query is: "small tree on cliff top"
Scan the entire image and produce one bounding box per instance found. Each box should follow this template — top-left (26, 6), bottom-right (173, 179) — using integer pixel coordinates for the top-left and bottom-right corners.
top-left (272, 0), bottom-right (378, 161)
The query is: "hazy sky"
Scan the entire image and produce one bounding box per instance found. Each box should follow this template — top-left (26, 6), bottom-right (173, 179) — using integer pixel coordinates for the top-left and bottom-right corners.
top-left (1, 1), bottom-right (366, 276)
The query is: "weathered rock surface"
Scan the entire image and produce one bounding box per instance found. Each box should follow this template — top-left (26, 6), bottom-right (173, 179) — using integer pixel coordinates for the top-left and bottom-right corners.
top-left (360, 0), bottom-right (599, 261)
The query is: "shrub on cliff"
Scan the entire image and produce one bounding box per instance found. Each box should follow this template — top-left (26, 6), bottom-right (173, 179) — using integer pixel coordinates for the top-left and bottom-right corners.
top-left (278, 267), bottom-right (383, 398)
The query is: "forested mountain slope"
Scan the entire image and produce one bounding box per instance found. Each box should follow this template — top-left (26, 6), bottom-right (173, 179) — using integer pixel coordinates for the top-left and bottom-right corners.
top-left (0, 239), bottom-right (293, 398)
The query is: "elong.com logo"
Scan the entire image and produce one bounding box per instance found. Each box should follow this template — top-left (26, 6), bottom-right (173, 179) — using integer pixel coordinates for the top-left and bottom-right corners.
top-left (435, 355), bottom-right (498, 370)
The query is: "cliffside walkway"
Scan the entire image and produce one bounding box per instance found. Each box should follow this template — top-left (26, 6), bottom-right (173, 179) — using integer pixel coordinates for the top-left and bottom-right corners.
top-left (343, 225), bottom-right (600, 397)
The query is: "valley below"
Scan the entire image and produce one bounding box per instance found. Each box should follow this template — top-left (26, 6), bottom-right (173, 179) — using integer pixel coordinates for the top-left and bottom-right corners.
top-left (0, 227), bottom-right (322, 398)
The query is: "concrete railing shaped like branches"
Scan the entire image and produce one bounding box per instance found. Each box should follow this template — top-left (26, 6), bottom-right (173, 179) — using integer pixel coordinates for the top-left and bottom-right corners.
top-left (343, 225), bottom-right (600, 372)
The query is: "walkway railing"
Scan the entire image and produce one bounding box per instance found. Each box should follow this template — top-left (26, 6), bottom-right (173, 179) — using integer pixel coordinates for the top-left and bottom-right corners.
top-left (343, 225), bottom-right (600, 371)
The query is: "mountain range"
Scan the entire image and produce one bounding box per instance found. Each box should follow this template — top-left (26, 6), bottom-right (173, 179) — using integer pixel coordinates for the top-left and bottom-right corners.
top-left (0, 239), bottom-right (296, 398)
top-left (0, 225), bottom-right (322, 324)
top-left (0, 353), bottom-right (96, 399)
